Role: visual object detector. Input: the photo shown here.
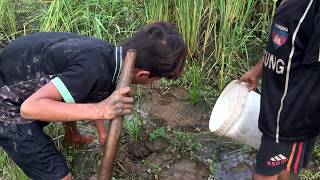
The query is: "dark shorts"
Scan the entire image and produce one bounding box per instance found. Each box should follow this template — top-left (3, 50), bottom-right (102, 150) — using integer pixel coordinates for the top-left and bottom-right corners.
top-left (0, 73), bottom-right (69, 179)
top-left (0, 121), bottom-right (70, 180)
top-left (255, 135), bottom-right (316, 176)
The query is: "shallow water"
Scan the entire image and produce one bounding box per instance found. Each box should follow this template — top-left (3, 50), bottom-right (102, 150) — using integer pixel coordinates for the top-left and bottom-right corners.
top-left (216, 151), bottom-right (255, 180)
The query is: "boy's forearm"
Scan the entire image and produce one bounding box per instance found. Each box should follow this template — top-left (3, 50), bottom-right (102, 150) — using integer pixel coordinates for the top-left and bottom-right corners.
top-left (20, 99), bottom-right (102, 122)
top-left (254, 57), bottom-right (264, 77)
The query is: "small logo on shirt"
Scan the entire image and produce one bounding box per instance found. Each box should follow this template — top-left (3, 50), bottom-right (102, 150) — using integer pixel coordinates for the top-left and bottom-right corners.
top-left (266, 154), bottom-right (288, 167)
top-left (272, 23), bottom-right (288, 49)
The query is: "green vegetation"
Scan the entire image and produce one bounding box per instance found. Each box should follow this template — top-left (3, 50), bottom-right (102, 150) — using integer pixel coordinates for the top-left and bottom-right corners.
top-left (124, 85), bottom-right (144, 142)
top-left (40, 0), bottom-right (143, 44)
top-left (0, 0), bottom-right (274, 94)
top-left (189, 62), bottom-right (203, 105)
top-left (300, 141), bottom-right (320, 180)
top-left (214, 0), bottom-right (255, 89)
top-left (145, 0), bottom-right (274, 91)
top-left (124, 112), bottom-right (143, 142)
top-left (144, 0), bottom-right (171, 22)
top-left (174, 0), bottom-right (204, 57)
top-left (0, 149), bottom-right (28, 180)
top-left (300, 170), bottom-right (320, 180)
top-left (169, 131), bottom-right (202, 154)
top-left (0, 0), bottom-right (16, 36)
top-left (0, 0), bottom-right (319, 179)
top-left (149, 127), bottom-right (166, 141)
top-left (209, 159), bottom-right (218, 179)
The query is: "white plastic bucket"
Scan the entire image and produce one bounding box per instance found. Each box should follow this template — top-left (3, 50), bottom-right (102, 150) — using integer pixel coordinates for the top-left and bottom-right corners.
top-left (209, 80), bottom-right (262, 149)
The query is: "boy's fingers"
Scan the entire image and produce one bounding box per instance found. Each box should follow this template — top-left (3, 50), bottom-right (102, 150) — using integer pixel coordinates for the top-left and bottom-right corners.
top-left (120, 97), bottom-right (134, 103)
top-left (120, 109), bottom-right (132, 115)
top-left (115, 103), bottom-right (123, 109)
top-left (247, 81), bottom-right (256, 91)
top-left (115, 103), bottom-right (133, 110)
top-left (122, 104), bottom-right (134, 109)
top-left (109, 95), bottom-right (133, 105)
top-left (238, 76), bottom-right (248, 83)
top-left (127, 89), bottom-right (133, 97)
top-left (117, 87), bottom-right (131, 95)
top-left (237, 79), bottom-right (245, 84)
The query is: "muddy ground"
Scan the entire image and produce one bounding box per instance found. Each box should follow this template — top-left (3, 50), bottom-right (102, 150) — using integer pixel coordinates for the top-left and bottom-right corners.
top-left (56, 82), bottom-right (261, 180)
top-left (18, 81), bottom-right (318, 180)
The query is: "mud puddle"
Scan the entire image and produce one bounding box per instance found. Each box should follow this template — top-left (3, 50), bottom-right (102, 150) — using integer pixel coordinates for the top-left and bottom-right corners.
top-left (215, 150), bottom-right (255, 180)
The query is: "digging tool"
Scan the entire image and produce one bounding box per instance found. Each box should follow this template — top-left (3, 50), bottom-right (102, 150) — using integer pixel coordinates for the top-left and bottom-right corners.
top-left (98, 49), bottom-right (137, 180)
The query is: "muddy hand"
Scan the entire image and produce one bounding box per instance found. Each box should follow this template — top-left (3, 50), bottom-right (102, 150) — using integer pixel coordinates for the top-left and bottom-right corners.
top-left (97, 86), bottom-right (134, 120)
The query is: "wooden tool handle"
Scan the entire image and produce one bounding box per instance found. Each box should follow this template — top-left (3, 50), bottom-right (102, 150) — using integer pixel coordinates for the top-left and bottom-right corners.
top-left (98, 49), bottom-right (136, 180)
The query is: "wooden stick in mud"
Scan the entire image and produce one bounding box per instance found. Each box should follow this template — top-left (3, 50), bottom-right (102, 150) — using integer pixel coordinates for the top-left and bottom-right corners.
top-left (98, 50), bottom-right (136, 180)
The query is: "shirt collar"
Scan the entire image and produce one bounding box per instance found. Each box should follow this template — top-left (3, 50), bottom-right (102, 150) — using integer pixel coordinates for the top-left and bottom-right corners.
top-left (112, 46), bottom-right (122, 83)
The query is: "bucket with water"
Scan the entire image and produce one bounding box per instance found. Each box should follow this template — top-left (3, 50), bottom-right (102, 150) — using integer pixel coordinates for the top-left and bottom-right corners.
top-left (209, 80), bottom-right (262, 149)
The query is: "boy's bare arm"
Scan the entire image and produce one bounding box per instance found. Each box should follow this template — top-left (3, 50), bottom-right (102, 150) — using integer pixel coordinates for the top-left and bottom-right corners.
top-left (20, 82), bottom-right (134, 122)
top-left (238, 57), bottom-right (264, 91)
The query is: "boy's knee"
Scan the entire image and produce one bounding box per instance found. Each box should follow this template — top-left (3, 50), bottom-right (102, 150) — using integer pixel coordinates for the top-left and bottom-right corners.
top-left (253, 171), bottom-right (279, 180)
top-left (61, 173), bottom-right (72, 180)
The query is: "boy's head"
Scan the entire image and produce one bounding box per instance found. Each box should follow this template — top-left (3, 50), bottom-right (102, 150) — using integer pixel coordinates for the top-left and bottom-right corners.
top-left (122, 22), bottom-right (187, 84)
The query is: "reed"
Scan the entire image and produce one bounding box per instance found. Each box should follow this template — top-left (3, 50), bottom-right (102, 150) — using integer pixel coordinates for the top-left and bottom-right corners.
top-left (0, 149), bottom-right (28, 180)
top-left (174, 0), bottom-right (204, 57)
top-left (40, 0), bottom-right (143, 44)
top-left (0, 0), bottom-right (17, 36)
top-left (213, 0), bottom-right (255, 90)
top-left (144, 0), bottom-right (171, 22)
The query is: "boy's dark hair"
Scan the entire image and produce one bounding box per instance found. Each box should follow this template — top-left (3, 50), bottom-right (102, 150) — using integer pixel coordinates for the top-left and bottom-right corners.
top-left (122, 22), bottom-right (187, 79)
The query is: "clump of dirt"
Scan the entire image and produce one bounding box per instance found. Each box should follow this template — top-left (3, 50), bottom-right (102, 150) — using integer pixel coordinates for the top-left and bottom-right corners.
top-left (140, 83), bottom-right (210, 129)
top-left (127, 139), bottom-right (168, 160)
top-left (116, 138), bottom-right (211, 180)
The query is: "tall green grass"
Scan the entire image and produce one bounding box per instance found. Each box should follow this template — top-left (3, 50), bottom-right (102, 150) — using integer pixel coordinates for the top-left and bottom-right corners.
top-left (0, 149), bottom-right (28, 180)
top-left (0, 0), bottom-right (17, 36)
top-left (189, 62), bottom-right (203, 105)
top-left (300, 140), bottom-right (320, 180)
top-left (40, 0), bottom-right (143, 44)
top-left (143, 0), bottom-right (273, 92)
top-left (143, 0), bottom-right (274, 101)
top-left (0, 0), bottom-right (45, 41)
top-left (124, 112), bottom-right (143, 142)
top-left (200, 1), bottom-right (216, 52)
top-left (213, 0), bottom-right (255, 90)
top-left (144, 0), bottom-right (171, 22)
top-left (174, 0), bottom-right (204, 57)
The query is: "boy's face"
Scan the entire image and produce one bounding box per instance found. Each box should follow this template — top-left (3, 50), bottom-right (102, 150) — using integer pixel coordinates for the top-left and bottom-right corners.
top-left (131, 69), bottom-right (161, 84)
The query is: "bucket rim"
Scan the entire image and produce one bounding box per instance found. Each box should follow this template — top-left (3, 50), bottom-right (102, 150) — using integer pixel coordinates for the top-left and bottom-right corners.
top-left (210, 80), bottom-right (249, 134)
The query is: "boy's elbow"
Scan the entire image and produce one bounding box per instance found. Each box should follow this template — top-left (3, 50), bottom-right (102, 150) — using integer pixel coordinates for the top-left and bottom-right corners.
top-left (20, 100), bottom-right (35, 119)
